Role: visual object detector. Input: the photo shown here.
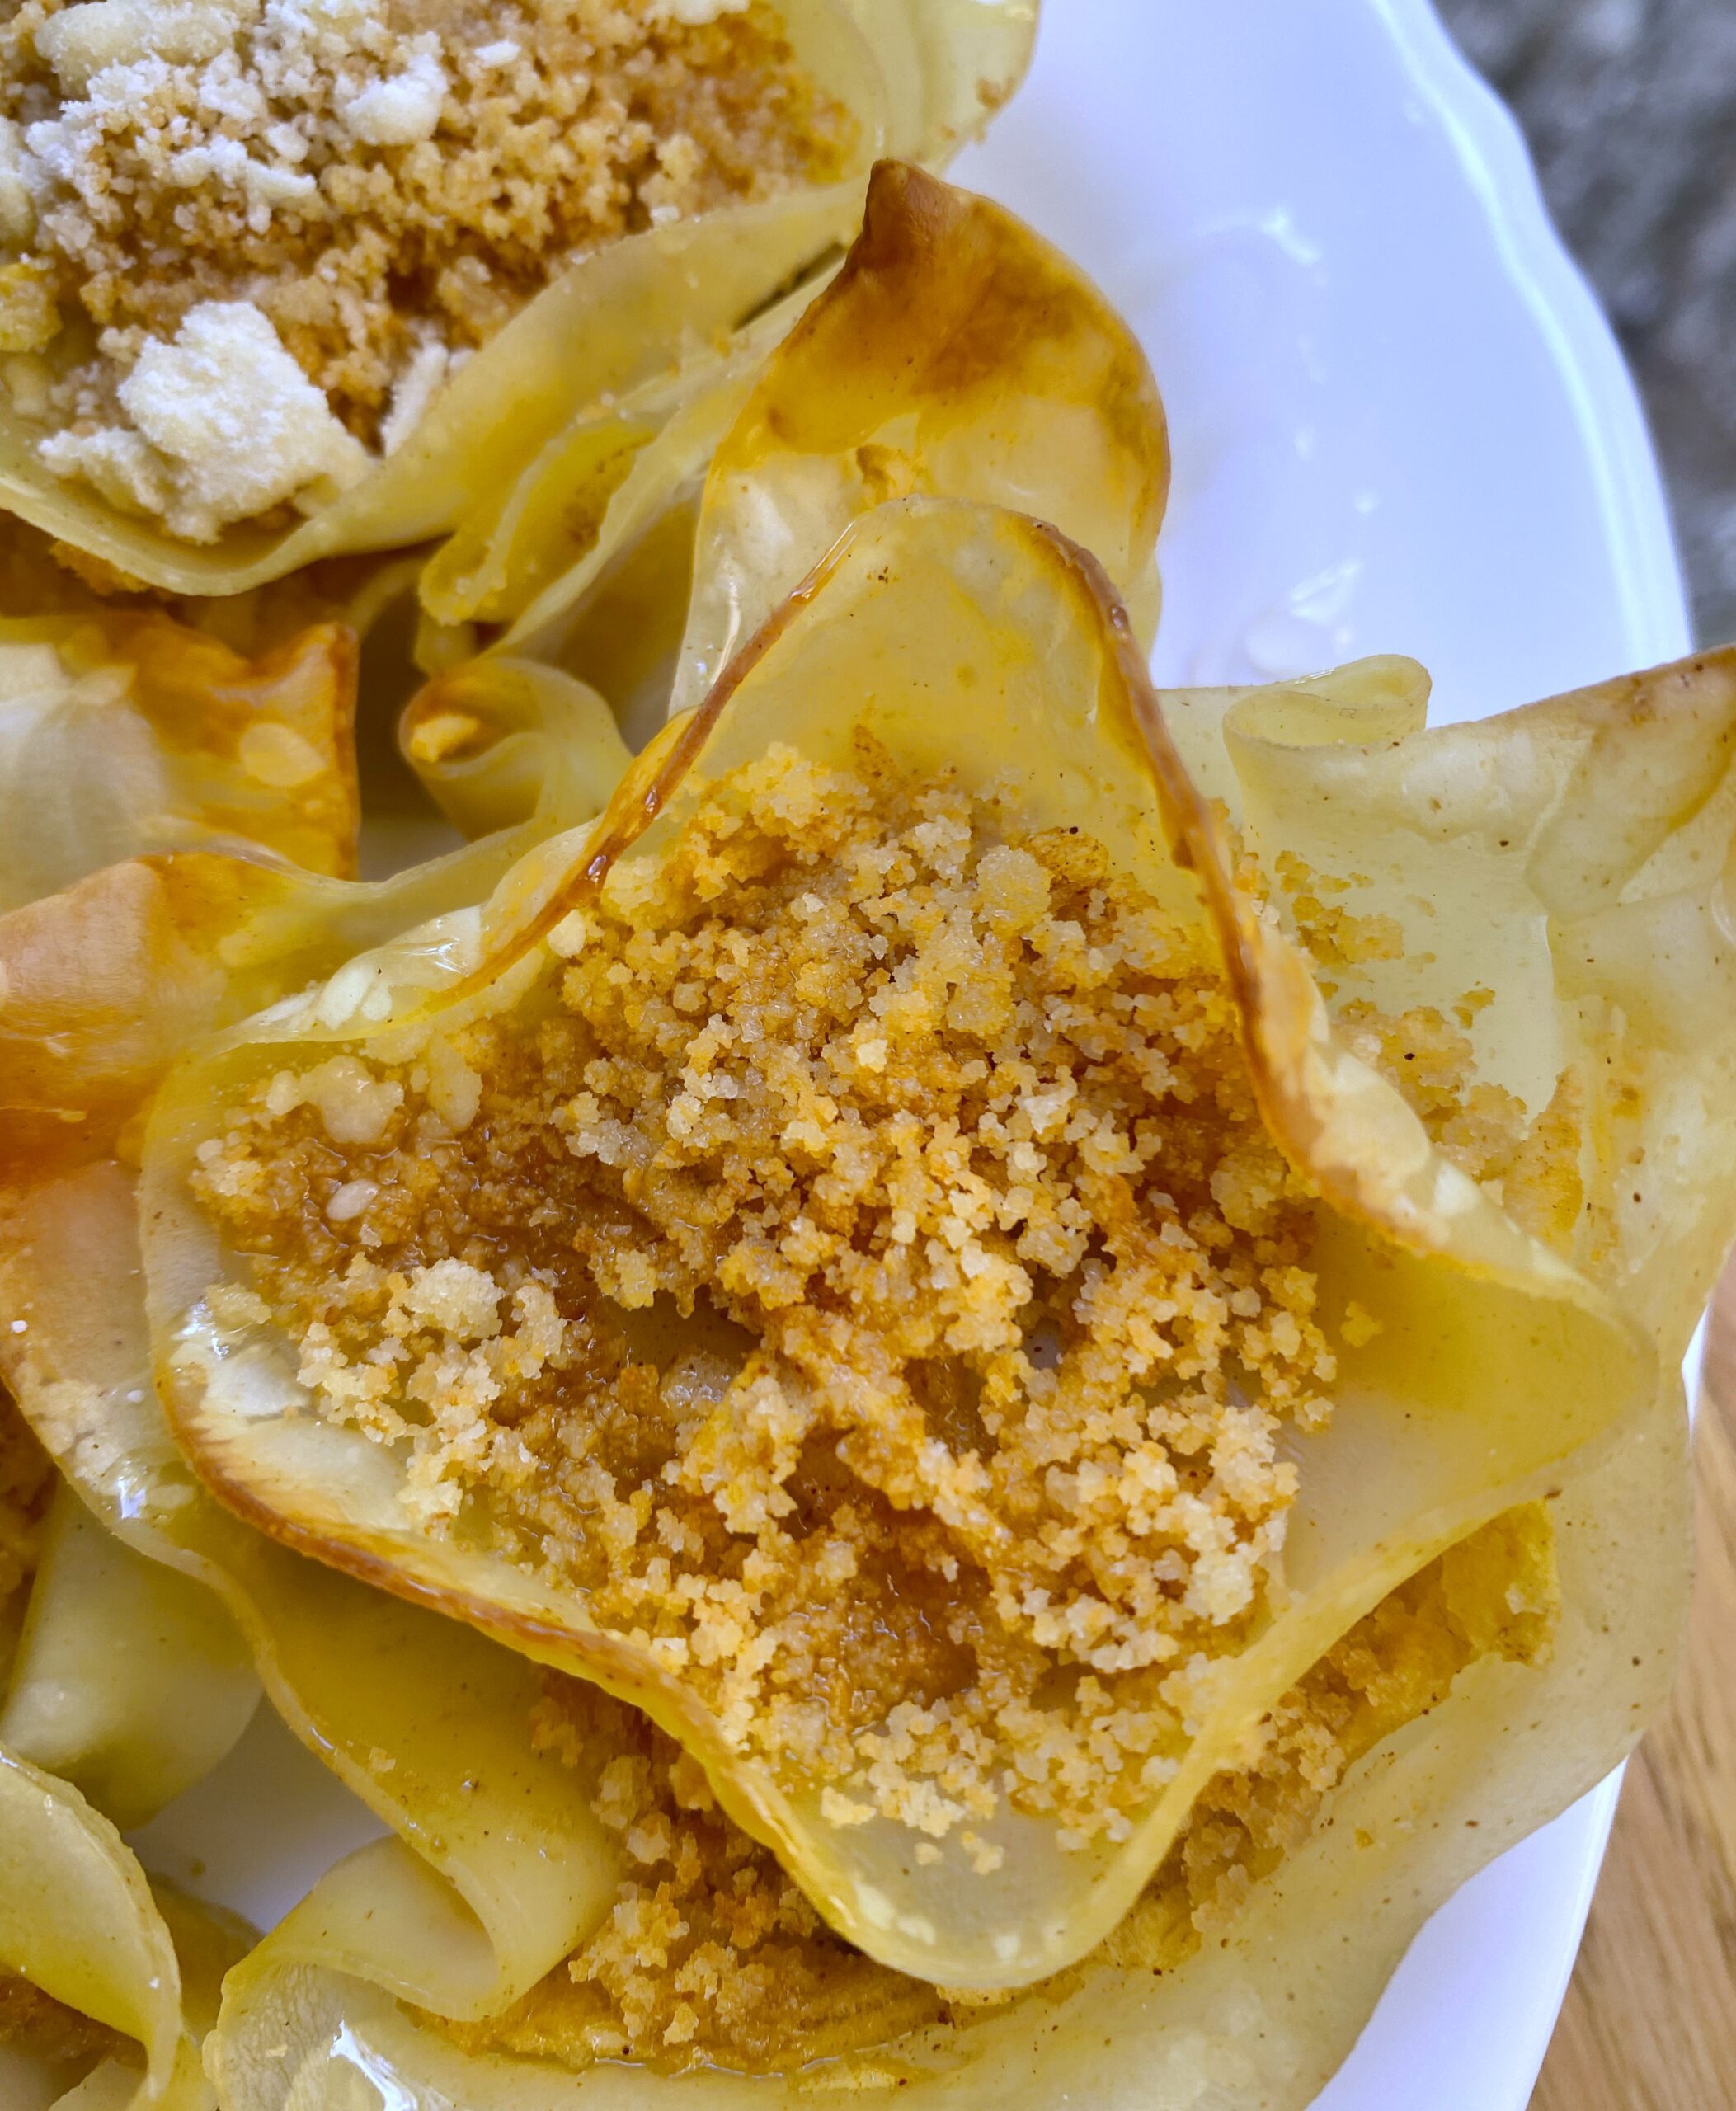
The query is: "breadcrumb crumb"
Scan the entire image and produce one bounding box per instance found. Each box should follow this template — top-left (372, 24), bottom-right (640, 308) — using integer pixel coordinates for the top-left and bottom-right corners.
top-left (1339, 1002), bottom-right (1586, 1251)
top-left (1274, 852), bottom-right (1404, 969)
top-left (0, 1965), bottom-right (134, 2069)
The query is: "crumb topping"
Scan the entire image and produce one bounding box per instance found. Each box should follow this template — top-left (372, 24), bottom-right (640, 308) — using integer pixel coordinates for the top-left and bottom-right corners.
top-left (0, 0), bottom-right (850, 537)
top-left (1273, 851), bottom-right (1404, 970)
top-left (1259, 853), bottom-right (1586, 1252)
top-left (1338, 1002), bottom-right (1586, 1251)
top-left (429, 1506), bottom-right (1557, 2076)
top-left (35, 297), bottom-right (372, 542)
top-left (193, 740), bottom-right (1348, 1854)
top-left (0, 1965), bottom-right (134, 2069)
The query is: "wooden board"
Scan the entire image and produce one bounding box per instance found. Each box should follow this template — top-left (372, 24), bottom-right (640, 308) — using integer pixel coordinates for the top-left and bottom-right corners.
top-left (1530, 1254), bottom-right (1736, 2109)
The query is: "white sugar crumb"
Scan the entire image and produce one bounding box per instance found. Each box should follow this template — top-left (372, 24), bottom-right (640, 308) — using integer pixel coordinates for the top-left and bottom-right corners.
top-left (265, 1053), bottom-right (403, 1145)
top-left (33, 425), bottom-right (168, 519)
top-left (547, 909), bottom-right (593, 958)
top-left (40, 302), bottom-right (369, 541)
top-left (379, 332), bottom-right (449, 454)
top-left (325, 1178), bottom-right (378, 1223)
top-left (35, 0), bottom-right (247, 92)
top-left (0, 117), bottom-right (31, 243)
top-left (422, 1035), bottom-right (482, 1131)
top-left (115, 302), bottom-right (369, 521)
top-left (339, 36), bottom-right (446, 144)
top-left (650, 0), bottom-right (750, 21)
top-left (402, 1259), bottom-right (502, 1341)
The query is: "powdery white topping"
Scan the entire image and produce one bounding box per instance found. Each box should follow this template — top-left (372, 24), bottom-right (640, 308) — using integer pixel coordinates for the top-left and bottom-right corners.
top-left (35, 0), bottom-right (256, 93)
top-left (649, 0), bottom-right (750, 22)
top-left (31, 425), bottom-right (167, 515)
top-left (40, 300), bottom-right (369, 540)
top-left (324, 1178), bottom-right (379, 1223)
top-left (401, 1258), bottom-right (502, 1341)
top-left (338, 35), bottom-right (446, 144)
top-left (419, 1035), bottom-right (482, 1131)
top-left (263, 1052), bottom-right (404, 1145)
top-left (164, 118), bottom-right (321, 228)
top-left (0, 117), bottom-right (31, 243)
top-left (379, 330), bottom-right (449, 454)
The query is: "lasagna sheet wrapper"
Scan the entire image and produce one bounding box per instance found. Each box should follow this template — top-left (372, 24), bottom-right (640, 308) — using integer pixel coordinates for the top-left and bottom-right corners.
top-left (0, 4), bottom-right (1036, 595)
top-left (128, 504), bottom-right (1728, 2094)
top-left (0, 160), bottom-right (1728, 2106)
top-left (0, 607), bottom-right (646, 2044)
top-left (409, 158), bottom-right (1168, 774)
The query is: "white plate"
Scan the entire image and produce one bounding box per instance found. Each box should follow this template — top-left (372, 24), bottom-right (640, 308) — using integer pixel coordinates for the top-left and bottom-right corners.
top-left (133, 6), bottom-right (1692, 2106)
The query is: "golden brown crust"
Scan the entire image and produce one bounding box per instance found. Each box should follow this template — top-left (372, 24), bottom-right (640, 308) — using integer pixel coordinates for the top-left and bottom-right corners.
top-left (741, 160), bottom-right (1167, 521)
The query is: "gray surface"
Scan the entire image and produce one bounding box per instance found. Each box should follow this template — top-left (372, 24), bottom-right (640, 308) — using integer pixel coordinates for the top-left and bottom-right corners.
top-left (1438, 0), bottom-right (1736, 648)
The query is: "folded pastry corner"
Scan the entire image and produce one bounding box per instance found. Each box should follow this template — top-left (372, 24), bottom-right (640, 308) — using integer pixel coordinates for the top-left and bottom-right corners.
top-left (0, 0), bottom-right (1037, 589)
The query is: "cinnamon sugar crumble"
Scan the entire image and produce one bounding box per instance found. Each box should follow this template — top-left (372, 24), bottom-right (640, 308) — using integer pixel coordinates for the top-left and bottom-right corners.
top-left (1338, 1003), bottom-right (1586, 1250)
top-left (0, 0), bottom-right (850, 538)
top-left (193, 740), bottom-right (1344, 1854)
top-left (1273, 851), bottom-right (1404, 970)
top-left (430, 1507), bottom-right (1556, 2076)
